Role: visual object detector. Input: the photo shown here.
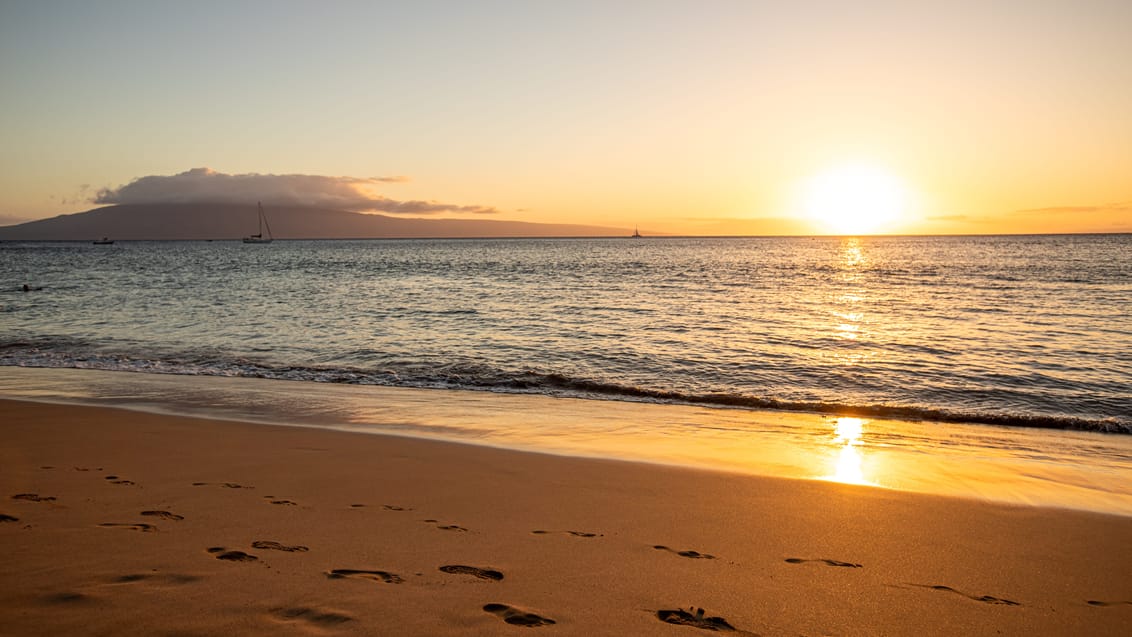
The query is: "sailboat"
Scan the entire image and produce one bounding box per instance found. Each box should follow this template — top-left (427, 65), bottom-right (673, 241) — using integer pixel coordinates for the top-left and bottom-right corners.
top-left (92, 237), bottom-right (114, 245)
top-left (631, 226), bottom-right (642, 238)
top-left (243, 202), bottom-right (274, 244)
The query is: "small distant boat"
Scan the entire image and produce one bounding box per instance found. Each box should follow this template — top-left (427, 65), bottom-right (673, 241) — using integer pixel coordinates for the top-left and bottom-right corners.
top-left (631, 226), bottom-right (642, 238)
top-left (92, 237), bottom-right (114, 245)
top-left (243, 202), bottom-right (274, 244)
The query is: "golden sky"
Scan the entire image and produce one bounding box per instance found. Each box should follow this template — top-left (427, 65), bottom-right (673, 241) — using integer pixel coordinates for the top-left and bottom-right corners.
top-left (1, 1), bottom-right (1129, 235)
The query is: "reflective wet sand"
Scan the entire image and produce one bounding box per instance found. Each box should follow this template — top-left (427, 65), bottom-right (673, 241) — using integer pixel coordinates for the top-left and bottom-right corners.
top-left (4, 367), bottom-right (1130, 515)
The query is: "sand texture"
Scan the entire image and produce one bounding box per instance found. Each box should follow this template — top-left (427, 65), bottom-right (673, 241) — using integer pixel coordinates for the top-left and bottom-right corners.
top-left (2, 399), bottom-right (1130, 636)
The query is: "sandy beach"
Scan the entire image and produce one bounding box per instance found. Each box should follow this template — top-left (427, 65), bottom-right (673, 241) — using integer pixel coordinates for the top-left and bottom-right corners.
top-left (2, 398), bottom-right (1130, 636)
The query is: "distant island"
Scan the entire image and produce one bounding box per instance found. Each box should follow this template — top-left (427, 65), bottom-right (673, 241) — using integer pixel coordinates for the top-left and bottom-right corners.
top-left (0, 203), bottom-right (629, 240)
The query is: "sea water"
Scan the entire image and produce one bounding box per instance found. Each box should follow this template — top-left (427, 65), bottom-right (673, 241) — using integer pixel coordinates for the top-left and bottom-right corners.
top-left (3, 235), bottom-right (1131, 513)
top-left (2, 235), bottom-right (1128, 432)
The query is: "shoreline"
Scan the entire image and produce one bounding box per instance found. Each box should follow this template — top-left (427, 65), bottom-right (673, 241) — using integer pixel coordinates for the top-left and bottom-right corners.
top-left (3, 366), bottom-right (1132, 517)
top-left (3, 398), bottom-right (1131, 635)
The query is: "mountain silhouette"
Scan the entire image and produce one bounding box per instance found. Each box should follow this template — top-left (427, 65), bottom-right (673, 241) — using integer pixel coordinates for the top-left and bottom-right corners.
top-left (0, 203), bottom-right (627, 240)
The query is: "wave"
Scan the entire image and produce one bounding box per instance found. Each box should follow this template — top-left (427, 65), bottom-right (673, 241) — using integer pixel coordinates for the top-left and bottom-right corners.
top-left (2, 344), bottom-right (1128, 435)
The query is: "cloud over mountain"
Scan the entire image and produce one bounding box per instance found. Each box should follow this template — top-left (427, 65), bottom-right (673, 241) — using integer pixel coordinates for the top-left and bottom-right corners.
top-left (93, 168), bottom-right (498, 215)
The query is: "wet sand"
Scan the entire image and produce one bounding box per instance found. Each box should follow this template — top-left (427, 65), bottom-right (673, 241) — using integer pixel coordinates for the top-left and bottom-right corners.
top-left (2, 398), bottom-right (1130, 635)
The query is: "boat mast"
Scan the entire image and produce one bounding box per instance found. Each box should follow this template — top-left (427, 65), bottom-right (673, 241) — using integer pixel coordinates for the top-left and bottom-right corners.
top-left (258, 201), bottom-right (273, 239)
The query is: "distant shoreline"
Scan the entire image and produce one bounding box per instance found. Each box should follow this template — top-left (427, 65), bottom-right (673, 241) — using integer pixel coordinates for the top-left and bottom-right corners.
top-left (2, 231), bottom-right (1130, 241)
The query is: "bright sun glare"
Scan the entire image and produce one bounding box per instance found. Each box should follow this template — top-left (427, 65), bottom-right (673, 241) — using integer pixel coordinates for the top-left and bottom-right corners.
top-left (803, 164), bottom-right (908, 235)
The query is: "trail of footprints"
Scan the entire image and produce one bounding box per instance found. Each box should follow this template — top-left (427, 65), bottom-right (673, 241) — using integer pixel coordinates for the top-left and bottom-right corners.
top-left (16, 468), bottom-right (1112, 634)
top-left (19, 473), bottom-right (753, 630)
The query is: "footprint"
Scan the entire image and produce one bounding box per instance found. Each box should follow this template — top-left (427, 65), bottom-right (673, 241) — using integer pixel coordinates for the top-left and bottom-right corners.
top-left (483, 603), bottom-right (556, 627)
top-left (424, 519), bottom-right (467, 532)
top-left (439, 565), bottom-right (504, 581)
top-left (349, 503), bottom-right (366, 508)
top-left (785, 557), bottom-right (862, 568)
top-left (207, 547), bottom-right (258, 562)
top-left (12, 493), bottom-right (56, 502)
top-left (654, 545), bottom-right (716, 559)
top-left (252, 540), bottom-right (309, 552)
top-left (192, 482), bottom-right (253, 489)
top-left (657, 607), bottom-right (739, 632)
top-left (141, 510), bottom-right (184, 521)
top-left (326, 569), bottom-right (403, 584)
top-left (98, 523), bottom-right (157, 532)
top-left (531, 529), bottom-right (603, 538)
top-left (382, 504), bottom-right (411, 511)
top-left (43, 592), bottom-right (93, 605)
top-left (113, 574), bottom-right (150, 583)
top-left (0, 514), bottom-right (18, 523)
top-left (108, 573), bottom-right (200, 585)
top-left (1087, 600), bottom-right (1132, 607)
top-left (104, 476), bottom-right (136, 485)
top-left (269, 607), bottom-right (354, 626)
top-left (266, 499), bottom-right (297, 506)
top-left (911, 584), bottom-right (1019, 606)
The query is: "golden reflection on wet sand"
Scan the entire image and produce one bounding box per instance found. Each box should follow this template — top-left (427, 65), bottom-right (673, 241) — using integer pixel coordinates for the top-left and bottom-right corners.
top-left (821, 417), bottom-right (872, 485)
top-left (3, 367), bottom-right (1132, 515)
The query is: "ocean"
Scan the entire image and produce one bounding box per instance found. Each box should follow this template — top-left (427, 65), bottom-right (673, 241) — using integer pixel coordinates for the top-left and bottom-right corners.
top-left (2, 235), bottom-right (1128, 431)
top-left (3, 235), bottom-right (1131, 513)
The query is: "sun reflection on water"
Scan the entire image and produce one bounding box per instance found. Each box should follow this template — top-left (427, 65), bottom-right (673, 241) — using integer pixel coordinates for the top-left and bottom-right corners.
top-left (824, 238), bottom-right (874, 360)
top-left (841, 239), bottom-right (866, 268)
top-left (822, 417), bottom-right (872, 485)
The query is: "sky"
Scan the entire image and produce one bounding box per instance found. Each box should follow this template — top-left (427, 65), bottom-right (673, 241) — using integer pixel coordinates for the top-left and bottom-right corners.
top-left (1, 0), bottom-right (1130, 235)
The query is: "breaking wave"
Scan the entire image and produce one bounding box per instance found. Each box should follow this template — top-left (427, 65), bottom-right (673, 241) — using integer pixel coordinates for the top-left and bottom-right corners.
top-left (2, 343), bottom-right (1126, 435)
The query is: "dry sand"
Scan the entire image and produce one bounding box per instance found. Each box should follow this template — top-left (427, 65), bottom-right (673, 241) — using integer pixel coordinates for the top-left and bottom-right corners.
top-left (2, 398), bottom-right (1130, 636)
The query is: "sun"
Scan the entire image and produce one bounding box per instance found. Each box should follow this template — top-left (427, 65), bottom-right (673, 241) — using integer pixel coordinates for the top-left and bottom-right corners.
top-left (802, 163), bottom-right (908, 234)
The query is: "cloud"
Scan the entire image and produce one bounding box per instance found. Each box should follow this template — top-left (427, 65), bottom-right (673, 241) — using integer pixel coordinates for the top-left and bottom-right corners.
top-left (93, 168), bottom-right (498, 215)
top-left (1013, 202), bottom-right (1132, 216)
top-left (51, 184), bottom-right (94, 207)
